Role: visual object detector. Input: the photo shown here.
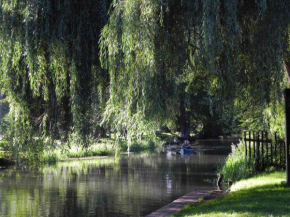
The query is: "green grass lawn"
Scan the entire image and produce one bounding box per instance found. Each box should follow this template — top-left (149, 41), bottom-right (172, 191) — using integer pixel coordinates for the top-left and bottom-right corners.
top-left (173, 172), bottom-right (290, 217)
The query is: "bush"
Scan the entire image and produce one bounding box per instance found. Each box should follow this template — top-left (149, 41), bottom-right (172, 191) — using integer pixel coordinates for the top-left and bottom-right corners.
top-left (221, 142), bottom-right (255, 182)
top-left (119, 138), bottom-right (157, 152)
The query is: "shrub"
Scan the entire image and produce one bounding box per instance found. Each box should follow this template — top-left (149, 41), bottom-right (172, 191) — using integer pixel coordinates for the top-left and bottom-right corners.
top-left (120, 138), bottom-right (157, 152)
top-left (221, 142), bottom-right (255, 182)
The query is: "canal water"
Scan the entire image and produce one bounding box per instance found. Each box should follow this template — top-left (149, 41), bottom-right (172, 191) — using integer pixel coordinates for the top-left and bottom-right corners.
top-left (0, 139), bottom-right (236, 217)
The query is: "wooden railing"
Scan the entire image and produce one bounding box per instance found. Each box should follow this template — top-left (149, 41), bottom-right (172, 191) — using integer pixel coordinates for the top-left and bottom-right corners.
top-left (243, 131), bottom-right (286, 171)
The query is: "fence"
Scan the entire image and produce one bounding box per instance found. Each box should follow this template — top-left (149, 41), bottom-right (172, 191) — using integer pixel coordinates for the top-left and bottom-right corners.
top-left (243, 131), bottom-right (286, 171)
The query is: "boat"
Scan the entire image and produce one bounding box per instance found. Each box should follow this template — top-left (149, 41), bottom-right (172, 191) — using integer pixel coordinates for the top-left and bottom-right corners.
top-left (179, 148), bottom-right (193, 155)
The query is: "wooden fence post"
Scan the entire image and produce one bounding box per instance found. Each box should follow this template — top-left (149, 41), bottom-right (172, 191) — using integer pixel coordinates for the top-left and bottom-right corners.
top-left (244, 131), bottom-right (247, 158)
top-left (249, 131), bottom-right (252, 160)
top-left (253, 132), bottom-right (256, 159)
top-left (265, 131), bottom-right (268, 163)
top-left (271, 137), bottom-right (273, 164)
top-left (261, 131), bottom-right (264, 170)
top-left (284, 89), bottom-right (290, 185)
top-left (275, 133), bottom-right (277, 165)
top-left (255, 132), bottom-right (260, 171)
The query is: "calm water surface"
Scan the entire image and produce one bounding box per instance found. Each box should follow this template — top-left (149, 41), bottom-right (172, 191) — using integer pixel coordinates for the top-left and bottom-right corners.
top-left (0, 139), bottom-right (236, 217)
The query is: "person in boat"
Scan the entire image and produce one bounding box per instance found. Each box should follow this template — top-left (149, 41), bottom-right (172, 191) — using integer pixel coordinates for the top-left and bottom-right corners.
top-left (181, 140), bottom-right (192, 149)
top-left (179, 140), bottom-right (192, 155)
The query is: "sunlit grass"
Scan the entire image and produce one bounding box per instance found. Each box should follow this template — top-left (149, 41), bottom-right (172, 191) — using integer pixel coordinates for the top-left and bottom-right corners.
top-left (42, 139), bottom-right (115, 163)
top-left (0, 132), bottom-right (170, 165)
top-left (173, 172), bottom-right (290, 217)
top-left (231, 171), bottom-right (285, 192)
top-left (41, 133), bottom-right (167, 163)
top-left (41, 157), bottom-right (118, 175)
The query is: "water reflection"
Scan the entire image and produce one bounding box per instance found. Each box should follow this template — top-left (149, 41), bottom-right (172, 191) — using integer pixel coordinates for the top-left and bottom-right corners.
top-left (0, 139), bottom-right (235, 217)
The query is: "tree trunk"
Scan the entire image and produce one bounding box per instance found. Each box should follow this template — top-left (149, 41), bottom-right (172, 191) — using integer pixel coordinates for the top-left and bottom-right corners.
top-left (285, 61), bottom-right (290, 83)
top-left (179, 99), bottom-right (190, 139)
top-left (0, 90), bottom-right (2, 124)
top-left (108, 125), bottom-right (111, 139)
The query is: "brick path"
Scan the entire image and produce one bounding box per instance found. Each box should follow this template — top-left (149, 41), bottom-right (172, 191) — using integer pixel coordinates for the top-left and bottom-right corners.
top-left (146, 190), bottom-right (212, 217)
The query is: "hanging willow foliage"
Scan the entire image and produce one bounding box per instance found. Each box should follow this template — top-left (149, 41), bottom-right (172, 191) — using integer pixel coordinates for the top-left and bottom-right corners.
top-left (0, 0), bottom-right (290, 155)
top-left (0, 0), bottom-right (111, 151)
top-left (100, 0), bottom-right (290, 135)
top-left (100, 0), bottom-right (179, 139)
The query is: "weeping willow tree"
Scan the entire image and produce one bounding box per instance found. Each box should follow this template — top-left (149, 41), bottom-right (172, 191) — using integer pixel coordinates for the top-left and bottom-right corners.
top-left (100, 0), bottom-right (290, 138)
top-left (100, 0), bottom-right (177, 141)
top-left (0, 0), bottom-right (112, 163)
top-left (0, 0), bottom-right (290, 163)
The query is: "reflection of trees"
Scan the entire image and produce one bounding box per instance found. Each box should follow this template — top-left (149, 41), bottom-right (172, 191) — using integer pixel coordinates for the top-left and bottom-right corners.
top-left (63, 188), bottom-right (79, 217)
top-left (0, 151), bottom-right (228, 216)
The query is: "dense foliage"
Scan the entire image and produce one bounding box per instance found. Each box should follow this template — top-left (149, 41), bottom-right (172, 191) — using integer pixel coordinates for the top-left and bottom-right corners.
top-left (0, 0), bottom-right (111, 145)
top-left (0, 0), bottom-right (290, 163)
top-left (101, 0), bottom-right (290, 137)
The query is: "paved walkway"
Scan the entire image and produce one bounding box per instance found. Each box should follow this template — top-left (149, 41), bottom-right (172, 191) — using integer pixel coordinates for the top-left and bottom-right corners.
top-left (146, 190), bottom-right (212, 217)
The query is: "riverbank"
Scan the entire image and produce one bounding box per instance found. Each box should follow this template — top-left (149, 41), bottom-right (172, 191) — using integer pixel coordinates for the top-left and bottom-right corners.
top-left (0, 134), bottom-right (167, 165)
top-left (0, 134), bottom-right (234, 166)
top-left (173, 171), bottom-right (289, 217)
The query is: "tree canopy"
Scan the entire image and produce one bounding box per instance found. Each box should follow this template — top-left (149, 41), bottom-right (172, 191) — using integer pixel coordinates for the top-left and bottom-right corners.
top-left (100, 0), bottom-right (290, 136)
top-left (0, 0), bottom-right (111, 144)
top-left (0, 0), bottom-right (290, 150)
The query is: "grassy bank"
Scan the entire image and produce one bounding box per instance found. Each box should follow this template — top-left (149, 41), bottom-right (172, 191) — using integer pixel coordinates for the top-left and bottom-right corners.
top-left (0, 133), bottom-right (168, 165)
top-left (173, 171), bottom-right (289, 217)
top-left (42, 139), bottom-right (115, 163)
